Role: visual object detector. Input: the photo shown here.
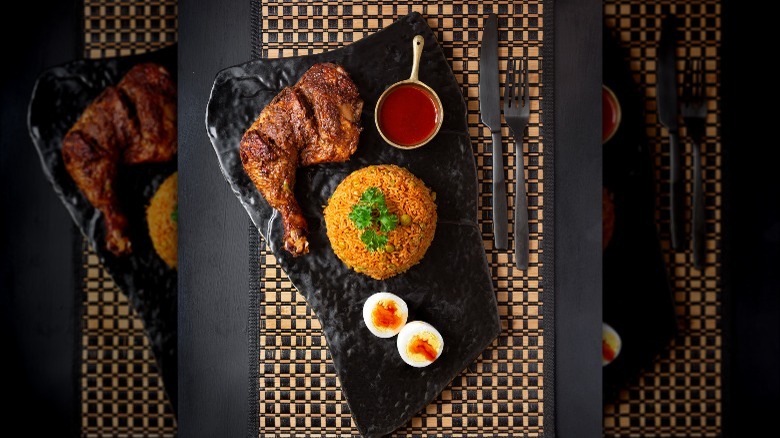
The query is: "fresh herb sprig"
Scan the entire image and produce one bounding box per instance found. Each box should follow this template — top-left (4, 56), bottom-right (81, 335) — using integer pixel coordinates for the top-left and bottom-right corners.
top-left (348, 187), bottom-right (398, 251)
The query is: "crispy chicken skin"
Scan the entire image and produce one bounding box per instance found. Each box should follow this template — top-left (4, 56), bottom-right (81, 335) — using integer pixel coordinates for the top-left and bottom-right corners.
top-left (61, 63), bottom-right (177, 256)
top-left (62, 87), bottom-right (132, 255)
top-left (240, 63), bottom-right (363, 256)
top-left (118, 63), bottom-right (177, 164)
top-left (296, 63), bottom-right (363, 166)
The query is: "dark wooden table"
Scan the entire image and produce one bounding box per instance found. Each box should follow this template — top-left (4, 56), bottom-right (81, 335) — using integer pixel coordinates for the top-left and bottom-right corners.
top-left (177, 0), bottom-right (603, 437)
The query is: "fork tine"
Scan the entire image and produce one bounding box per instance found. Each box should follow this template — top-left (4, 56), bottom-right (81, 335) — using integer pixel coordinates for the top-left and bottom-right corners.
top-left (517, 57), bottom-right (524, 106)
top-left (696, 56), bottom-right (705, 101)
top-left (504, 57), bottom-right (514, 109)
top-left (682, 57), bottom-right (692, 102)
top-left (513, 54), bottom-right (518, 105)
top-left (512, 57), bottom-right (522, 108)
top-left (523, 56), bottom-right (530, 108)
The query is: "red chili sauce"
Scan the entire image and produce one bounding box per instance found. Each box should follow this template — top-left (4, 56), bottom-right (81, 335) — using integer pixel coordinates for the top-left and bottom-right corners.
top-left (379, 84), bottom-right (438, 146)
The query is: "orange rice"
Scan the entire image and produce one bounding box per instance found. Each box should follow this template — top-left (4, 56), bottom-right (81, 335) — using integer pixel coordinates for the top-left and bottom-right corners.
top-left (323, 164), bottom-right (436, 280)
top-left (146, 172), bottom-right (178, 269)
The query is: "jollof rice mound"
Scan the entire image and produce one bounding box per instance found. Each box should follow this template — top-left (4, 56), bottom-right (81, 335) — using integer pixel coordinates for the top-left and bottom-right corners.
top-left (147, 172), bottom-right (178, 269)
top-left (324, 164), bottom-right (436, 280)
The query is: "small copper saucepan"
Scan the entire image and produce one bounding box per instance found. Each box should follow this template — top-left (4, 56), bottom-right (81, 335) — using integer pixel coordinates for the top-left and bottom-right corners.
top-left (375, 35), bottom-right (444, 150)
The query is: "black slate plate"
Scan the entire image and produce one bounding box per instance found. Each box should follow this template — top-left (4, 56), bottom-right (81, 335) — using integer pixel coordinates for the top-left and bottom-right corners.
top-left (603, 28), bottom-right (677, 401)
top-left (27, 45), bottom-right (178, 411)
top-left (206, 13), bottom-right (500, 437)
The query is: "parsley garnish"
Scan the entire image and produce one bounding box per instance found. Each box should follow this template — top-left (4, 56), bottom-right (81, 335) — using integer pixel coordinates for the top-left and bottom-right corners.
top-left (171, 205), bottom-right (178, 223)
top-left (348, 187), bottom-right (398, 252)
top-left (348, 203), bottom-right (373, 230)
top-left (360, 228), bottom-right (386, 250)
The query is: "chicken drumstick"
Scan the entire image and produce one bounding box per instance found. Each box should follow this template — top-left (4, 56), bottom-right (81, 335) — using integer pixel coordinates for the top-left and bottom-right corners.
top-left (62, 63), bottom-right (176, 256)
top-left (240, 63), bottom-right (363, 256)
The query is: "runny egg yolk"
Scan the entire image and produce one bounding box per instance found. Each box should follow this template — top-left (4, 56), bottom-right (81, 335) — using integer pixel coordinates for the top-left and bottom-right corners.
top-left (602, 339), bottom-right (616, 362)
top-left (407, 332), bottom-right (440, 362)
top-left (371, 300), bottom-right (402, 331)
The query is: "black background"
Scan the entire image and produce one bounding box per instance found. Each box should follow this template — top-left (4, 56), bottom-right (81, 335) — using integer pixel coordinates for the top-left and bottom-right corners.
top-left (1, 0), bottom-right (777, 437)
top-left (1, 1), bottom-right (81, 436)
top-left (721, 0), bottom-right (780, 435)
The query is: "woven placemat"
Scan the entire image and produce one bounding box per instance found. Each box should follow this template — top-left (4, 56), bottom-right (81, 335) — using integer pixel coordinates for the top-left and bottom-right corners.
top-left (603, 1), bottom-right (722, 436)
top-left (80, 1), bottom-right (177, 436)
top-left (252, 1), bottom-right (551, 436)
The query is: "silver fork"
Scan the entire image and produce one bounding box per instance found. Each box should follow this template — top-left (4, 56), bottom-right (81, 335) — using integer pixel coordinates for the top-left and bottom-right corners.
top-left (503, 55), bottom-right (530, 270)
top-left (681, 56), bottom-right (707, 270)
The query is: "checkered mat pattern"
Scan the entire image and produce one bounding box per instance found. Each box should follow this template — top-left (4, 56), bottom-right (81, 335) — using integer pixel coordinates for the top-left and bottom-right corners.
top-left (81, 1), bottom-right (177, 436)
top-left (255, 1), bottom-right (549, 436)
top-left (604, 1), bottom-right (722, 436)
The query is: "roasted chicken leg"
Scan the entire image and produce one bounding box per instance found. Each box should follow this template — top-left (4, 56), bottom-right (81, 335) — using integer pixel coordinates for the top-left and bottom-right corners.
top-left (240, 63), bottom-right (363, 256)
top-left (62, 63), bottom-right (177, 256)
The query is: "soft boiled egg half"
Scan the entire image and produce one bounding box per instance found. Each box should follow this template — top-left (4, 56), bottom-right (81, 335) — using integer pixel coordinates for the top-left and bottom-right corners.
top-left (362, 292), bottom-right (409, 338)
top-left (397, 321), bottom-right (444, 367)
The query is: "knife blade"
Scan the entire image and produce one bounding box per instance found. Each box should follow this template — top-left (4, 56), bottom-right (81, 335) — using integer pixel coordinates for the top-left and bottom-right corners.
top-left (657, 15), bottom-right (685, 250)
top-left (479, 13), bottom-right (508, 250)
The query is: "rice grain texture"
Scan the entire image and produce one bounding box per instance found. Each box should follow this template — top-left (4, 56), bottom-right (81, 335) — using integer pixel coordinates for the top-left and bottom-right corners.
top-left (324, 165), bottom-right (436, 280)
top-left (147, 172), bottom-right (178, 269)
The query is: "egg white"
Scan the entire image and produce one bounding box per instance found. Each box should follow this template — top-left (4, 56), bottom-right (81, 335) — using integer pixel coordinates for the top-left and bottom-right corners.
top-left (396, 321), bottom-right (444, 367)
top-left (362, 292), bottom-right (408, 338)
top-left (602, 322), bottom-right (622, 366)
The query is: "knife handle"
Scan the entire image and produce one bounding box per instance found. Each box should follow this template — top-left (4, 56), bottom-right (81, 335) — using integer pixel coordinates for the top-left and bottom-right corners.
top-left (669, 131), bottom-right (685, 250)
top-left (513, 140), bottom-right (529, 270)
top-left (492, 131), bottom-right (508, 250)
top-left (692, 139), bottom-right (705, 269)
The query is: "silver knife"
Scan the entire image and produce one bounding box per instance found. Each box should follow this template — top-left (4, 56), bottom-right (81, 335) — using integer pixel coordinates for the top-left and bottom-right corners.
top-left (657, 15), bottom-right (685, 250)
top-left (479, 13), bottom-right (508, 250)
